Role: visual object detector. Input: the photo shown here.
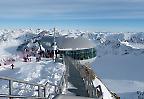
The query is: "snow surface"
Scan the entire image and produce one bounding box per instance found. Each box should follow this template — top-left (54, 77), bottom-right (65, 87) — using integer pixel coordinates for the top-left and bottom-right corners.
top-left (0, 29), bottom-right (144, 99)
top-left (0, 29), bottom-right (65, 96)
top-left (68, 31), bottom-right (144, 98)
top-left (88, 32), bottom-right (144, 99)
top-left (93, 78), bottom-right (113, 99)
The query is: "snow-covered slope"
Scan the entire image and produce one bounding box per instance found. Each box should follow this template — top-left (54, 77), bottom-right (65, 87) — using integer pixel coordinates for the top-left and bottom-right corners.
top-left (86, 32), bottom-right (144, 99)
top-left (0, 57), bottom-right (65, 96)
top-left (0, 29), bottom-right (144, 99)
top-left (0, 29), bottom-right (65, 97)
top-left (62, 30), bottom-right (144, 98)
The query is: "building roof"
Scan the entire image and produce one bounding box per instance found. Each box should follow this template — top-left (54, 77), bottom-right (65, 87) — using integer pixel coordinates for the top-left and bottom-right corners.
top-left (54, 95), bottom-right (94, 99)
top-left (39, 36), bottom-right (96, 50)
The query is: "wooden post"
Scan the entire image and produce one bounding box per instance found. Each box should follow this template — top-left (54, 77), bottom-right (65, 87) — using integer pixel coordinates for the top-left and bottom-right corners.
top-left (9, 80), bottom-right (13, 99)
top-left (93, 87), bottom-right (96, 98)
top-left (43, 87), bottom-right (46, 97)
top-left (38, 86), bottom-right (41, 97)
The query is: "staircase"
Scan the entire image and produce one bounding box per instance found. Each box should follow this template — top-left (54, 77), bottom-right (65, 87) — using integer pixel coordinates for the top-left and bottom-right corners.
top-left (66, 59), bottom-right (89, 97)
top-left (63, 56), bottom-right (101, 98)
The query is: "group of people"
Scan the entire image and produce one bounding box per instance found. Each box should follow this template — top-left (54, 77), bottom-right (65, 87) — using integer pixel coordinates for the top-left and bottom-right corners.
top-left (0, 58), bottom-right (15, 69)
top-left (22, 48), bottom-right (45, 62)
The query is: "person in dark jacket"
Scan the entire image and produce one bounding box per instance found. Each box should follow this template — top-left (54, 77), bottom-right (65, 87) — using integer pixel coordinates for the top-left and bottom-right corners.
top-left (11, 64), bottom-right (14, 69)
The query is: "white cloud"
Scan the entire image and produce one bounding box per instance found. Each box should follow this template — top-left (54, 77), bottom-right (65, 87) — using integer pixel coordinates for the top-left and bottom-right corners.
top-left (0, 0), bottom-right (144, 20)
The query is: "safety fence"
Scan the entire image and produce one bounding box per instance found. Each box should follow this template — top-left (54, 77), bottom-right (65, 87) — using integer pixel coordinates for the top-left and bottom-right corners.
top-left (0, 71), bottom-right (66, 99)
top-left (64, 56), bottom-right (119, 99)
top-left (0, 56), bottom-right (119, 99)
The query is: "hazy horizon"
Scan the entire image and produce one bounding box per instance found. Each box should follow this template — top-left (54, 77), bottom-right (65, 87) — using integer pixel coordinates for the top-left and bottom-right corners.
top-left (0, 0), bottom-right (144, 32)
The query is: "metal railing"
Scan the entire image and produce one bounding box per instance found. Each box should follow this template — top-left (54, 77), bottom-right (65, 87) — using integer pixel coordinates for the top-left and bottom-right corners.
top-left (0, 72), bottom-right (66, 99)
top-left (0, 56), bottom-right (67, 99)
top-left (64, 56), bottom-right (120, 99)
top-left (63, 56), bottom-right (106, 99)
top-left (0, 76), bottom-right (47, 98)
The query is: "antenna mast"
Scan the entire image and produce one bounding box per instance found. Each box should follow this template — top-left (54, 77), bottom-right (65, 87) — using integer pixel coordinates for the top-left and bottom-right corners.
top-left (53, 28), bottom-right (57, 62)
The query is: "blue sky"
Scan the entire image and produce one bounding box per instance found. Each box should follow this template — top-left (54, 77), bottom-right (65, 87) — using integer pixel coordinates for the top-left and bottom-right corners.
top-left (0, 0), bottom-right (144, 32)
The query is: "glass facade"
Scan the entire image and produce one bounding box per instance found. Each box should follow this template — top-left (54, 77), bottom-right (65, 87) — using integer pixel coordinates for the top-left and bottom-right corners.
top-left (61, 48), bottom-right (96, 60)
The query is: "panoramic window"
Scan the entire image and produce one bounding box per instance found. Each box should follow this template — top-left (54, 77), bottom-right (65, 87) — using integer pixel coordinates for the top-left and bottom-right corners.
top-left (62, 48), bottom-right (96, 60)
